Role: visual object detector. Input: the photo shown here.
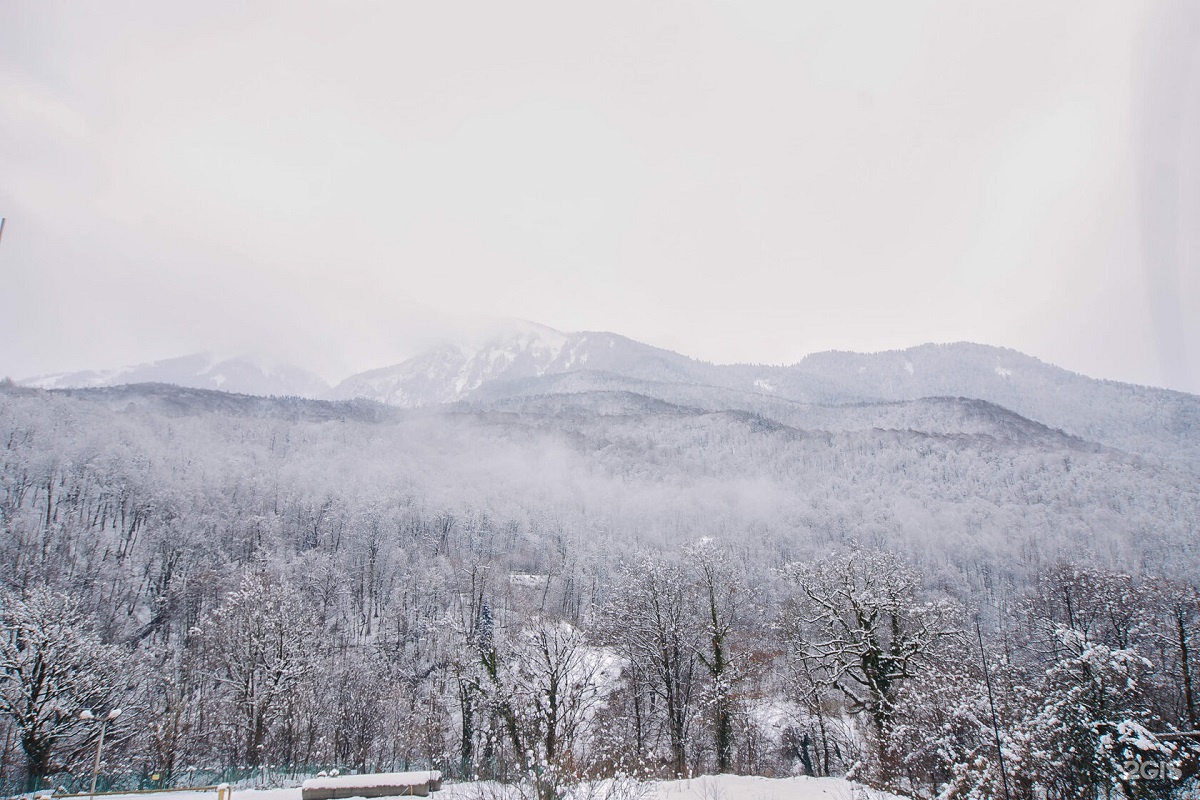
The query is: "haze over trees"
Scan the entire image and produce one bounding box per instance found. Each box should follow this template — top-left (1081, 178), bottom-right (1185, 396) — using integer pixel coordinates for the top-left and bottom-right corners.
top-left (2, 334), bottom-right (1198, 799)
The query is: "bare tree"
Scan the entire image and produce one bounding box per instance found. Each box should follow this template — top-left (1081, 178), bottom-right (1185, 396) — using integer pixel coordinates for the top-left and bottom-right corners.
top-left (0, 588), bottom-right (129, 791)
top-left (600, 554), bottom-right (699, 777)
top-left (197, 573), bottom-right (320, 767)
top-left (781, 549), bottom-right (963, 781)
top-left (685, 540), bottom-right (743, 774)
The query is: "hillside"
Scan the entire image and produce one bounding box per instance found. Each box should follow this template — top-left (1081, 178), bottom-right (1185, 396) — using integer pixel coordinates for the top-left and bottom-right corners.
top-left (23, 353), bottom-right (330, 398)
top-left (5, 380), bottom-right (1195, 582)
top-left (22, 326), bottom-right (1199, 463)
top-left (326, 328), bottom-right (1200, 461)
top-left (3, 358), bottom-right (1198, 798)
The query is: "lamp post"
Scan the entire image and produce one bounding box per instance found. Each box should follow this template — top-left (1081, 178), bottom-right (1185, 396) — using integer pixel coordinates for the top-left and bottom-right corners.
top-left (79, 708), bottom-right (122, 798)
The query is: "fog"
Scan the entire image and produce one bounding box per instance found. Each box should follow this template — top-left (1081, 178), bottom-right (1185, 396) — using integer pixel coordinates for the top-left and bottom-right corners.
top-left (1, 1), bottom-right (1197, 392)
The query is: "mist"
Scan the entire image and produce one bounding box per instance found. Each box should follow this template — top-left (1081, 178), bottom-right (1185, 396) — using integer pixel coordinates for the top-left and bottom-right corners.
top-left (2, 1), bottom-right (1197, 392)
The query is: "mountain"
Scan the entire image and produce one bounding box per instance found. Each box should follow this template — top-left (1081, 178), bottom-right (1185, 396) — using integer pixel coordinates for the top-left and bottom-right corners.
top-left (6, 379), bottom-right (1195, 581)
top-left (20, 323), bottom-right (1199, 464)
top-left (327, 322), bottom-right (706, 406)
top-left (786, 343), bottom-right (1200, 462)
top-left (329, 326), bottom-right (1198, 463)
top-left (21, 353), bottom-right (330, 398)
top-left (6, 330), bottom-right (1197, 794)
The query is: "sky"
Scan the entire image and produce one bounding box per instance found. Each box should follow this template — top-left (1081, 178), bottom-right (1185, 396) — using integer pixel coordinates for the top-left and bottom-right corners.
top-left (1, 1), bottom-right (1198, 392)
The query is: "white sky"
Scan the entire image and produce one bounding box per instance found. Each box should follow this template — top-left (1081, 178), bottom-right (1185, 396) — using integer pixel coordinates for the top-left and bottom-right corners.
top-left (1, 1), bottom-right (1198, 392)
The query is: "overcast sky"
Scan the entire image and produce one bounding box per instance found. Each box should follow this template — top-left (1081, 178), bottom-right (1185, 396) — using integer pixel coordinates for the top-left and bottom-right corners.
top-left (2, 1), bottom-right (1198, 392)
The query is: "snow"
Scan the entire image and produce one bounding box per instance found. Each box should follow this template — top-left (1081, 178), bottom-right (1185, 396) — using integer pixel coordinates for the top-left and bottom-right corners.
top-left (22, 366), bottom-right (131, 389)
top-left (904, 361), bottom-right (914, 376)
top-left (753, 379), bottom-right (775, 392)
top-left (994, 366), bottom-right (1012, 378)
top-left (1114, 719), bottom-right (1162, 752)
top-left (302, 771), bottom-right (441, 791)
top-left (82, 791), bottom-right (295, 800)
top-left (647, 774), bottom-right (899, 800)
top-left (510, 573), bottom-right (549, 588)
top-left (488, 349), bottom-right (515, 370)
top-left (88, 775), bottom-right (896, 800)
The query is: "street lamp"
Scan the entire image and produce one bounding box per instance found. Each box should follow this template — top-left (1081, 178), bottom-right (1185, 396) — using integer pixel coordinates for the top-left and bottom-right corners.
top-left (79, 709), bottom-right (122, 798)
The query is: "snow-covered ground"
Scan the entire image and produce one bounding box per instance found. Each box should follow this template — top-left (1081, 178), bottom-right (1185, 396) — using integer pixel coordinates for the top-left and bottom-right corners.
top-left (644, 774), bottom-right (896, 800)
top-left (87, 774), bottom-right (897, 800)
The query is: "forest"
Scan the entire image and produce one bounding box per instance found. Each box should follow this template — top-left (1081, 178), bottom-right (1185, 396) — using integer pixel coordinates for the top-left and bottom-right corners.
top-left (1, 381), bottom-right (1198, 800)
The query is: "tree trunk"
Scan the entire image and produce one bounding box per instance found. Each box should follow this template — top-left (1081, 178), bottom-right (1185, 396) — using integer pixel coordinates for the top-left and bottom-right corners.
top-left (22, 729), bottom-right (53, 794)
top-left (1177, 607), bottom-right (1196, 730)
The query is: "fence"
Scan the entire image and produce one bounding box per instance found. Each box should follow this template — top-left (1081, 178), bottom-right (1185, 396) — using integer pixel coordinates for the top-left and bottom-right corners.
top-left (2, 763), bottom-right (445, 798)
top-left (4, 765), bottom-right (314, 797)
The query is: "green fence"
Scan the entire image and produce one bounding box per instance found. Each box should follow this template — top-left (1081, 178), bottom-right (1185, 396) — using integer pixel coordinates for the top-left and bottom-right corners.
top-left (3, 766), bottom-right (309, 797)
top-left (2, 763), bottom-right (444, 798)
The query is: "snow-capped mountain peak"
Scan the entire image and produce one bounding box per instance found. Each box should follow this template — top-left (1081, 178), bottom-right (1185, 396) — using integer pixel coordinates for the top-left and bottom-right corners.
top-left (327, 322), bottom-right (717, 408)
top-left (328, 324), bottom-right (578, 407)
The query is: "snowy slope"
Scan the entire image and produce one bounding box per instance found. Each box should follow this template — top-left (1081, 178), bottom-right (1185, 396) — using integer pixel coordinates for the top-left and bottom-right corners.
top-left (31, 379), bottom-right (1197, 574)
top-left (22, 325), bottom-right (1200, 461)
top-left (789, 342), bottom-right (1200, 461)
top-left (22, 353), bottom-right (330, 398)
top-left (405, 335), bottom-right (1198, 461)
top-left (327, 324), bottom-right (705, 407)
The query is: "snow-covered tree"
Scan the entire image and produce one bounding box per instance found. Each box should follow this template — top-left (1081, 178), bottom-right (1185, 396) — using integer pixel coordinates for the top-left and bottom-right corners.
top-left (686, 539), bottom-right (745, 774)
top-left (599, 554), bottom-right (700, 777)
top-left (1016, 629), bottom-right (1180, 800)
top-left (503, 618), bottom-right (618, 799)
top-left (196, 572), bottom-right (321, 767)
top-left (0, 588), bottom-right (129, 791)
top-left (781, 549), bottom-right (964, 784)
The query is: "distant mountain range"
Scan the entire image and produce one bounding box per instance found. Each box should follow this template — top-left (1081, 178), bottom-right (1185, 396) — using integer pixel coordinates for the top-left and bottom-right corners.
top-left (10, 320), bottom-right (1200, 582)
top-left (23, 352), bottom-right (331, 399)
top-left (19, 322), bottom-right (1200, 462)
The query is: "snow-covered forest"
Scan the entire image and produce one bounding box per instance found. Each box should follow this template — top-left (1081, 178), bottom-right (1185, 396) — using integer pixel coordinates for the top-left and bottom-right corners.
top-left (1, 364), bottom-right (1198, 799)
top-left (7, 0), bottom-right (1199, 794)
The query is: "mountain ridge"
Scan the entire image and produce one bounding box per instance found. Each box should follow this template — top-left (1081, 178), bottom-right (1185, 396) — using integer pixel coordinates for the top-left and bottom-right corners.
top-left (21, 328), bottom-right (1195, 402)
top-left (16, 324), bottom-right (1199, 462)
top-left (22, 352), bottom-right (331, 399)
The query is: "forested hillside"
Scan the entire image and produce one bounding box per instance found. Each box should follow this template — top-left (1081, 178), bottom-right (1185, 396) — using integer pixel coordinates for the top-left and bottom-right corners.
top-left (1, 376), bottom-right (1198, 799)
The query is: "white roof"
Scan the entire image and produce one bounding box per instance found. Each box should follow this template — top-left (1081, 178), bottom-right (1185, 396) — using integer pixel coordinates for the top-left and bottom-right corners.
top-left (301, 772), bottom-right (441, 791)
